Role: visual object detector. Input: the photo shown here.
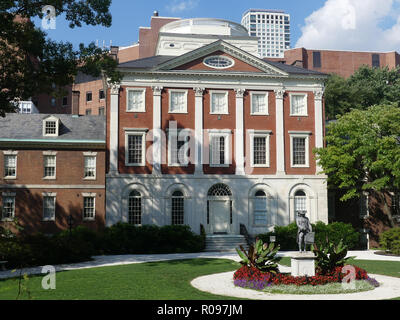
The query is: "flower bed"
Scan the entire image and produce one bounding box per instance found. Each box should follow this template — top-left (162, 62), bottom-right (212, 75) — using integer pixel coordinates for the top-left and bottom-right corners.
top-left (233, 265), bottom-right (377, 290)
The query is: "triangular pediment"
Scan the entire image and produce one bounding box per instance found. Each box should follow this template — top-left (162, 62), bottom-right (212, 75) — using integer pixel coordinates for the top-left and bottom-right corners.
top-left (153, 40), bottom-right (288, 76)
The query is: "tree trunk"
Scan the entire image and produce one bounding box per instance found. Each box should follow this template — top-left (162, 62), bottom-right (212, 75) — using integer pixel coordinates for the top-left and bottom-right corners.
top-left (378, 191), bottom-right (396, 228)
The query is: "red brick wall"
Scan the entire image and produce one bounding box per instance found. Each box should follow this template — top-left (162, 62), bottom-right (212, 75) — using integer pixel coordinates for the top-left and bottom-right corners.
top-left (284, 91), bottom-right (316, 175)
top-left (243, 90), bottom-right (277, 175)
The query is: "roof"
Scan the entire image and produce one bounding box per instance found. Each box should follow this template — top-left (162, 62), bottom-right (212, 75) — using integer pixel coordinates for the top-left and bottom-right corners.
top-left (263, 59), bottom-right (328, 76)
top-left (118, 55), bottom-right (176, 69)
top-left (0, 114), bottom-right (105, 144)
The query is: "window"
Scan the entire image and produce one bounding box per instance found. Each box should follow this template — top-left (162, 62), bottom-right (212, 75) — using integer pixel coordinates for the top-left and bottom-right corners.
top-left (19, 101), bottom-right (32, 114)
top-left (1, 194), bottom-right (15, 221)
top-left (251, 92), bottom-right (269, 115)
top-left (372, 54), bottom-right (380, 68)
top-left (250, 132), bottom-right (270, 167)
top-left (290, 94), bottom-right (308, 116)
top-left (125, 130), bottom-right (146, 166)
top-left (253, 190), bottom-right (268, 225)
top-left (62, 96), bottom-right (68, 106)
top-left (168, 129), bottom-right (190, 166)
top-left (290, 133), bottom-right (310, 168)
top-left (43, 194), bottom-right (56, 221)
top-left (128, 190), bottom-right (142, 225)
top-left (44, 155), bottom-right (56, 178)
top-left (171, 191), bottom-right (184, 225)
top-left (86, 92), bottom-right (92, 102)
top-left (98, 107), bottom-right (105, 115)
top-left (84, 155), bottom-right (96, 179)
top-left (210, 91), bottom-right (228, 114)
top-left (294, 190), bottom-right (307, 214)
top-left (83, 195), bottom-right (95, 221)
top-left (209, 132), bottom-right (231, 167)
top-left (169, 90), bottom-right (187, 113)
top-left (43, 117), bottom-right (60, 137)
top-left (313, 51), bottom-right (321, 68)
top-left (4, 154), bottom-right (17, 178)
top-left (99, 89), bottom-right (105, 100)
top-left (203, 56), bottom-right (234, 69)
top-left (127, 89), bottom-right (146, 112)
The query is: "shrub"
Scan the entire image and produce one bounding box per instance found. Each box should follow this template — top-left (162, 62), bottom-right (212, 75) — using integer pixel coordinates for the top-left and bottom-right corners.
top-left (312, 239), bottom-right (349, 275)
top-left (236, 238), bottom-right (281, 273)
top-left (379, 228), bottom-right (400, 255)
top-left (257, 222), bottom-right (360, 250)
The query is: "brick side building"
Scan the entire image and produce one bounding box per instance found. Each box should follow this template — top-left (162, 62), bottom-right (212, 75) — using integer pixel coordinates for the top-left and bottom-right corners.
top-left (271, 48), bottom-right (400, 78)
top-left (0, 114), bottom-right (106, 234)
top-left (105, 18), bottom-right (328, 240)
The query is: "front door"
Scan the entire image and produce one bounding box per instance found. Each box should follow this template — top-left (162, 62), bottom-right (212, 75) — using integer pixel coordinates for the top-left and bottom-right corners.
top-left (211, 200), bottom-right (230, 234)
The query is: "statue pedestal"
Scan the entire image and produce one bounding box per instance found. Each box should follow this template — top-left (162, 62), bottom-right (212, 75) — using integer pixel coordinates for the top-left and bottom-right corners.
top-left (291, 252), bottom-right (316, 277)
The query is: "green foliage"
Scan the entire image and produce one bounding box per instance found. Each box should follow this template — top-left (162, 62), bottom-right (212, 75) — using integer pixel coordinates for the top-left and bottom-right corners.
top-left (325, 66), bottom-right (400, 120)
top-left (380, 228), bottom-right (400, 255)
top-left (236, 238), bottom-right (281, 273)
top-left (314, 104), bottom-right (400, 213)
top-left (258, 222), bottom-right (360, 250)
top-left (0, 1), bottom-right (120, 116)
top-left (312, 239), bottom-right (349, 275)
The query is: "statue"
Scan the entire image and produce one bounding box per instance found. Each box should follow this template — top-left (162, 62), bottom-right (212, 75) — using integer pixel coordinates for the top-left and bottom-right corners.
top-left (296, 211), bottom-right (313, 252)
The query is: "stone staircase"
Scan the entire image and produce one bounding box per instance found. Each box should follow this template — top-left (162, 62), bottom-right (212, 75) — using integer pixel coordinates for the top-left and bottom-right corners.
top-left (204, 235), bottom-right (249, 252)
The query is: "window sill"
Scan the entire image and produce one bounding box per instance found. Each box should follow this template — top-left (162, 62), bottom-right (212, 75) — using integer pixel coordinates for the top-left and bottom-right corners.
top-left (126, 109), bottom-right (146, 113)
top-left (290, 114), bottom-right (308, 117)
top-left (42, 219), bottom-right (55, 222)
top-left (168, 111), bottom-right (188, 114)
top-left (209, 164), bottom-right (230, 168)
top-left (83, 177), bottom-right (97, 181)
top-left (125, 163), bottom-right (146, 167)
top-left (3, 177), bottom-right (17, 180)
top-left (251, 164), bottom-right (270, 168)
top-left (250, 113), bottom-right (269, 116)
top-left (291, 165), bottom-right (310, 168)
top-left (168, 164), bottom-right (189, 167)
top-left (83, 218), bottom-right (96, 222)
top-left (42, 177), bottom-right (56, 180)
top-left (210, 112), bottom-right (229, 115)
top-left (1, 218), bottom-right (14, 222)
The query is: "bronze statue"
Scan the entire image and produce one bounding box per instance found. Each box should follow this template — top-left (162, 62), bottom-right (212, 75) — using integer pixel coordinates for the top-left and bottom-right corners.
top-left (296, 211), bottom-right (312, 252)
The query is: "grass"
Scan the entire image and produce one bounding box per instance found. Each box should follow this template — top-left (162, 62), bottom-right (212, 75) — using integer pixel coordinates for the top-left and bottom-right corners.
top-left (262, 280), bottom-right (374, 295)
top-left (0, 258), bottom-right (242, 300)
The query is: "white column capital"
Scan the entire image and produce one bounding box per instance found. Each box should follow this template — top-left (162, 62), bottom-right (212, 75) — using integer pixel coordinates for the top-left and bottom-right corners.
top-left (274, 88), bottom-right (285, 100)
top-left (235, 88), bottom-right (246, 98)
top-left (152, 86), bottom-right (163, 96)
top-left (108, 83), bottom-right (121, 95)
top-left (314, 89), bottom-right (324, 101)
top-left (194, 87), bottom-right (205, 97)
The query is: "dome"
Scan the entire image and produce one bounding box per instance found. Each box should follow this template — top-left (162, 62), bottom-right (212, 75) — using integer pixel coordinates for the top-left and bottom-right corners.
top-left (159, 18), bottom-right (249, 37)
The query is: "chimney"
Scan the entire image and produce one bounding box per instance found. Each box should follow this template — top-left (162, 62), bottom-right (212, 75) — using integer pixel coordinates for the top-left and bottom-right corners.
top-left (110, 46), bottom-right (119, 62)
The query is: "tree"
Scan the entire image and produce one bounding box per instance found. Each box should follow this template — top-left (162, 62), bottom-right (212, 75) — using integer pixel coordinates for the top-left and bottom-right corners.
top-left (324, 66), bottom-right (400, 120)
top-left (314, 104), bottom-right (400, 227)
top-left (0, 1), bottom-right (121, 116)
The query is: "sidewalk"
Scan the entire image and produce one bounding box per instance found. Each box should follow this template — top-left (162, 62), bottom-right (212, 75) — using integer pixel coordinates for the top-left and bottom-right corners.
top-left (0, 250), bottom-right (399, 280)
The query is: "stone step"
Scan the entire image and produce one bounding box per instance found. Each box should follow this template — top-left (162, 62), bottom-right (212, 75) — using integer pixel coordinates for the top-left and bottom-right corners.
top-left (204, 235), bottom-right (249, 252)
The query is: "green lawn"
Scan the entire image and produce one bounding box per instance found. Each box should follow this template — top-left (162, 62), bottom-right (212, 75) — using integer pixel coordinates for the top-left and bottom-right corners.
top-left (0, 258), bottom-right (243, 300)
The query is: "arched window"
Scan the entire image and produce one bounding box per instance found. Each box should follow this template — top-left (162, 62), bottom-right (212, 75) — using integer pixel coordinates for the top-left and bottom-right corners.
top-left (253, 190), bottom-right (268, 225)
top-left (294, 190), bottom-right (307, 215)
top-left (171, 190), bottom-right (184, 225)
top-left (207, 183), bottom-right (232, 197)
top-left (128, 190), bottom-right (142, 225)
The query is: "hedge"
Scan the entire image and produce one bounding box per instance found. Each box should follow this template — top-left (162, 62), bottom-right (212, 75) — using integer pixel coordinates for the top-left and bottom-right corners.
top-left (257, 222), bottom-right (360, 250)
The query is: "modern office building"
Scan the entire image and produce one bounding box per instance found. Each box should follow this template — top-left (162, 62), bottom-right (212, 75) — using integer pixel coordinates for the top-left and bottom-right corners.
top-left (241, 9), bottom-right (290, 58)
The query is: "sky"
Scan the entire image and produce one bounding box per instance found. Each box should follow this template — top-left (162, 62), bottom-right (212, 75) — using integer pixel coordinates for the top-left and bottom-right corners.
top-left (34, 0), bottom-right (400, 52)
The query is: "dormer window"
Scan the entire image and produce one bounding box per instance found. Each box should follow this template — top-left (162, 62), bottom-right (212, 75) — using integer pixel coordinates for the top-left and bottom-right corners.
top-left (43, 116), bottom-right (60, 137)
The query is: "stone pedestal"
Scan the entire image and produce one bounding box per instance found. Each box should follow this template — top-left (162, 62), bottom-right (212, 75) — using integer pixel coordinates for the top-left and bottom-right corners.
top-left (291, 252), bottom-right (316, 277)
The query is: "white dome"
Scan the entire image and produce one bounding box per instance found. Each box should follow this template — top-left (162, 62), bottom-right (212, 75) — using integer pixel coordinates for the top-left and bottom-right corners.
top-left (159, 18), bottom-right (249, 37)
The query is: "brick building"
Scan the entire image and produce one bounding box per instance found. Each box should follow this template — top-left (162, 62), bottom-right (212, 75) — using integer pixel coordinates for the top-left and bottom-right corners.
top-left (271, 48), bottom-right (400, 78)
top-left (0, 114), bottom-right (106, 234)
top-left (105, 18), bottom-right (328, 242)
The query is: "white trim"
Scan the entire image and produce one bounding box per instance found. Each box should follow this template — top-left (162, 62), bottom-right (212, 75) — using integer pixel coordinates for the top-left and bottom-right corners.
top-left (42, 194), bottom-right (56, 222)
top-left (82, 194), bottom-right (96, 221)
top-left (43, 154), bottom-right (57, 179)
top-left (42, 116), bottom-right (60, 137)
top-left (249, 131), bottom-right (271, 168)
top-left (124, 129), bottom-right (147, 167)
top-left (1, 193), bottom-right (15, 221)
top-left (3, 151), bottom-right (18, 155)
top-left (289, 133), bottom-right (310, 168)
top-left (289, 93), bottom-right (308, 116)
top-left (43, 151), bottom-right (57, 156)
top-left (84, 154), bottom-right (97, 181)
top-left (126, 88), bottom-right (146, 113)
top-left (168, 89), bottom-right (188, 113)
top-left (3, 154), bottom-right (17, 180)
top-left (0, 185), bottom-right (105, 189)
top-left (209, 90), bottom-right (229, 115)
top-left (250, 91), bottom-right (269, 115)
top-left (83, 152), bottom-right (98, 156)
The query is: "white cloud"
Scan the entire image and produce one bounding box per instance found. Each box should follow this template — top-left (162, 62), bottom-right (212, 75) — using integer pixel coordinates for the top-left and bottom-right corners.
top-left (167, 0), bottom-right (199, 14)
top-left (296, 0), bottom-right (400, 52)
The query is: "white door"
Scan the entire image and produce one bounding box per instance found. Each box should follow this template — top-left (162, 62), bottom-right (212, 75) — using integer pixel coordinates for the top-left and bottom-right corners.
top-left (211, 200), bottom-right (230, 234)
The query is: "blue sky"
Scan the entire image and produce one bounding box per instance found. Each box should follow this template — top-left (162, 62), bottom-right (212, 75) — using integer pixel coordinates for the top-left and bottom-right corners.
top-left (34, 0), bottom-right (326, 49)
top-left (34, 0), bottom-right (400, 52)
